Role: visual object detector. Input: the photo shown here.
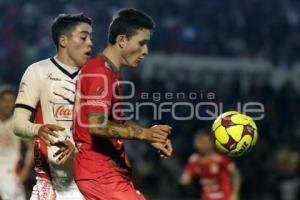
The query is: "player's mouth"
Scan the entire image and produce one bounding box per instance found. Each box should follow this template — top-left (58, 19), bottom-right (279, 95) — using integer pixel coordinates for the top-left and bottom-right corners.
top-left (84, 51), bottom-right (91, 58)
top-left (137, 57), bottom-right (144, 63)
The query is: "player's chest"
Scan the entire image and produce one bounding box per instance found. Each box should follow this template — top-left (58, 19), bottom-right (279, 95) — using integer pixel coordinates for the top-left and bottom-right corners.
top-left (40, 71), bottom-right (77, 102)
top-left (196, 162), bottom-right (222, 177)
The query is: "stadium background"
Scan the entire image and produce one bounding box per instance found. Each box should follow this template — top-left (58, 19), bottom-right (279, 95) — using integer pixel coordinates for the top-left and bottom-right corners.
top-left (0, 0), bottom-right (299, 200)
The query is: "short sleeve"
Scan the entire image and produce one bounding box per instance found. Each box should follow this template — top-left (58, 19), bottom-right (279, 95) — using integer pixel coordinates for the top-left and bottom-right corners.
top-left (185, 154), bottom-right (199, 177)
top-left (220, 155), bottom-right (235, 172)
top-left (15, 65), bottom-right (40, 112)
top-left (185, 162), bottom-right (196, 177)
top-left (79, 67), bottom-right (113, 117)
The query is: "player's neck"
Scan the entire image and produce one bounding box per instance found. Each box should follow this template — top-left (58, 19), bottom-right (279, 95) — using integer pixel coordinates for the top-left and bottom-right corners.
top-left (101, 46), bottom-right (121, 72)
top-left (198, 151), bottom-right (214, 160)
top-left (56, 53), bottom-right (79, 69)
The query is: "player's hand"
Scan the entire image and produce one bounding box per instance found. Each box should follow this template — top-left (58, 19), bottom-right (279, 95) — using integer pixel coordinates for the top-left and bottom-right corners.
top-left (151, 139), bottom-right (173, 158)
top-left (37, 124), bottom-right (65, 146)
top-left (229, 193), bottom-right (239, 200)
top-left (53, 140), bottom-right (75, 165)
top-left (141, 125), bottom-right (171, 143)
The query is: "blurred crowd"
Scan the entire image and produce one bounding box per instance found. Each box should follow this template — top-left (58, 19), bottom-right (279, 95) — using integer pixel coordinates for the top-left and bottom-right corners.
top-left (0, 0), bottom-right (299, 199)
top-left (2, 0), bottom-right (300, 84)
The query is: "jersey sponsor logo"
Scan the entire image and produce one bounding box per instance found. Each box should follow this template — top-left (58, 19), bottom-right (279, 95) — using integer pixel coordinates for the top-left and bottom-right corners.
top-left (48, 73), bottom-right (62, 81)
top-left (86, 99), bottom-right (111, 106)
top-left (96, 87), bottom-right (104, 96)
top-left (53, 104), bottom-right (73, 121)
top-left (19, 82), bottom-right (26, 93)
top-left (210, 163), bottom-right (219, 174)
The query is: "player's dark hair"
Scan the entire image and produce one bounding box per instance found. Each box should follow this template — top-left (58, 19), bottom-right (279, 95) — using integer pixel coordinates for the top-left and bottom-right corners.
top-left (195, 130), bottom-right (211, 139)
top-left (108, 8), bottom-right (155, 44)
top-left (51, 13), bottom-right (92, 50)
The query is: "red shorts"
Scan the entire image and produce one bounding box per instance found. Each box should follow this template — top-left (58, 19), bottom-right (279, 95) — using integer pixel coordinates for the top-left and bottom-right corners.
top-left (76, 175), bottom-right (146, 200)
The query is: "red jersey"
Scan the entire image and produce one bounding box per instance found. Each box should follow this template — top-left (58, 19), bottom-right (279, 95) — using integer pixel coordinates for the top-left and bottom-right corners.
top-left (185, 153), bottom-right (234, 200)
top-left (73, 55), bottom-right (131, 181)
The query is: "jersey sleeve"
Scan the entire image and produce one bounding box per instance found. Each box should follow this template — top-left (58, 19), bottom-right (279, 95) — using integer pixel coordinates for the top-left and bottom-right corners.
top-left (79, 66), bottom-right (113, 117)
top-left (220, 155), bottom-right (235, 172)
top-left (185, 154), bottom-right (198, 177)
top-left (15, 65), bottom-right (40, 113)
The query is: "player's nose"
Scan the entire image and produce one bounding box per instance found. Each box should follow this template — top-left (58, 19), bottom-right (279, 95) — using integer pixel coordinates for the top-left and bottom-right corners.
top-left (142, 45), bottom-right (148, 56)
top-left (87, 37), bottom-right (93, 47)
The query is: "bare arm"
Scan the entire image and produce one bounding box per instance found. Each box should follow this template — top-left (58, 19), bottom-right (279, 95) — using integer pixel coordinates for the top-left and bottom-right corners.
top-left (88, 113), bottom-right (170, 143)
top-left (179, 170), bottom-right (193, 186)
top-left (123, 121), bottom-right (173, 157)
top-left (229, 164), bottom-right (242, 200)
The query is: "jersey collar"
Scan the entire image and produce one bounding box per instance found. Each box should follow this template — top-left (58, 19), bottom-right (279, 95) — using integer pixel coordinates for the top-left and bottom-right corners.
top-left (50, 57), bottom-right (79, 79)
top-left (101, 54), bottom-right (120, 72)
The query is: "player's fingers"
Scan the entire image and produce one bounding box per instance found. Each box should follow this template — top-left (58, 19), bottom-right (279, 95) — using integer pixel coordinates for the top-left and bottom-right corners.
top-left (46, 124), bottom-right (65, 131)
top-left (42, 127), bottom-right (59, 138)
top-left (160, 153), bottom-right (167, 159)
top-left (39, 134), bottom-right (54, 146)
top-left (57, 151), bottom-right (72, 164)
top-left (158, 146), bottom-right (171, 157)
top-left (153, 131), bottom-right (168, 140)
top-left (156, 125), bottom-right (172, 133)
top-left (165, 139), bottom-right (173, 154)
top-left (39, 126), bottom-right (58, 138)
top-left (150, 135), bottom-right (167, 143)
top-left (53, 149), bottom-right (62, 157)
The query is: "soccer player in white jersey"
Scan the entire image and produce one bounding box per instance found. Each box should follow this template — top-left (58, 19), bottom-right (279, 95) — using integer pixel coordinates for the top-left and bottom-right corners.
top-left (0, 85), bottom-right (34, 200)
top-left (12, 13), bottom-right (93, 200)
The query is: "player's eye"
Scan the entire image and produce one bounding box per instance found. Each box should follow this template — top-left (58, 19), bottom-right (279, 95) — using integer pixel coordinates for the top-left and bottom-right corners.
top-left (139, 41), bottom-right (146, 46)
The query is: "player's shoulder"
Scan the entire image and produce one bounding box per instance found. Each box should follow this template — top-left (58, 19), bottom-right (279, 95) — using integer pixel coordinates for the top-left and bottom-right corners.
top-left (25, 58), bottom-right (53, 73)
top-left (188, 153), bottom-right (200, 163)
top-left (81, 55), bottom-right (112, 74)
top-left (211, 153), bottom-right (232, 163)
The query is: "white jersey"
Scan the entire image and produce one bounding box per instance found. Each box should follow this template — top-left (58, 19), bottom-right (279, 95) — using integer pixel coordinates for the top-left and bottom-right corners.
top-left (0, 117), bottom-right (25, 200)
top-left (0, 117), bottom-right (20, 174)
top-left (15, 57), bottom-right (83, 199)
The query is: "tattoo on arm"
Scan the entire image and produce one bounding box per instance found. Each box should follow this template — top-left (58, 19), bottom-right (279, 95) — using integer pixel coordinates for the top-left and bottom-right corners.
top-left (111, 130), bottom-right (121, 138)
top-left (92, 115), bottom-right (142, 139)
top-left (132, 126), bottom-right (143, 138)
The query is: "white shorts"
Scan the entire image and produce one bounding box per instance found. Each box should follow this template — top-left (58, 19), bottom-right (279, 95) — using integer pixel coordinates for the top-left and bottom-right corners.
top-left (30, 177), bottom-right (84, 200)
top-left (0, 173), bottom-right (26, 200)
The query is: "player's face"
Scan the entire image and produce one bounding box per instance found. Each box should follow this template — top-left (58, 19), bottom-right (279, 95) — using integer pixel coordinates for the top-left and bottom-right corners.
top-left (121, 28), bottom-right (150, 67)
top-left (0, 93), bottom-right (15, 117)
top-left (65, 23), bottom-right (93, 67)
top-left (194, 134), bottom-right (214, 154)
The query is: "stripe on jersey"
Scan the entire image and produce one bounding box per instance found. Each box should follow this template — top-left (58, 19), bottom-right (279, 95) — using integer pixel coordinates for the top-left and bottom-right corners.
top-left (50, 57), bottom-right (79, 79)
top-left (34, 102), bottom-right (52, 180)
top-left (15, 103), bottom-right (35, 113)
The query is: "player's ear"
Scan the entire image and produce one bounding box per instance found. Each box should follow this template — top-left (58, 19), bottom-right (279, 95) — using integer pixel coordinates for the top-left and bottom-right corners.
top-left (59, 35), bottom-right (68, 48)
top-left (116, 35), bottom-right (127, 49)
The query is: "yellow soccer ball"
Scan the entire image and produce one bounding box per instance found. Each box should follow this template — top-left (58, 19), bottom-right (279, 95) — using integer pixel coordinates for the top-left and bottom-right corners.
top-left (211, 111), bottom-right (258, 157)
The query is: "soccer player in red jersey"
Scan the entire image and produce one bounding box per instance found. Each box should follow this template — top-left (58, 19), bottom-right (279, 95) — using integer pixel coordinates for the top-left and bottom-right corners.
top-left (180, 131), bottom-right (241, 200)
top-left (73, 8), bottom-right (172, 200)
